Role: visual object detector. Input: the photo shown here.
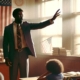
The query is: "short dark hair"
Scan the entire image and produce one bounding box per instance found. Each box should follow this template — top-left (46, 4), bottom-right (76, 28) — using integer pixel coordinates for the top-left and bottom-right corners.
top-left (46, 59), bottom-right (64, 74)
top-left (12, 8), bottom-right (23, 18)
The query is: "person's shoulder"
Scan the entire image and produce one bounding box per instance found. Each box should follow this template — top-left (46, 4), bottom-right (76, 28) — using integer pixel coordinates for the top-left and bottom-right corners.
top-left (6, 23), bottom-right (13, 28)
top-left (46, 73), bottom-right (53, 78)
top-left (58, 73), bottom-right (64, 76)
top-left (46, 73), bottom-right (64, 80)
top-left (23, 21), bottom-right (28, 24)
top-left (46, 73), bottom-right (56, 80)
top-left (58, 73), bottom-right (64, 78)
top-left (46, 73), bottom-right (63, 78)
top-left (22, 21), bottom-right (29, 26)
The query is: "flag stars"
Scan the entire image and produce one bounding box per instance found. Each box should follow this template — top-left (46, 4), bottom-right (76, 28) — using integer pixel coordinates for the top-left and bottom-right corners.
top-left (0, 0), bottom-right (11, 6)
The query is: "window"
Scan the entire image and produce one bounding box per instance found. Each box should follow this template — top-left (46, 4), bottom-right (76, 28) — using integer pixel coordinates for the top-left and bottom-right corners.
top-left (74, 15), bottom-right (80, 55)
top-left (39, 0), bottom-right (62, 54)
top-left (73, 0), bottom-right (80, 55)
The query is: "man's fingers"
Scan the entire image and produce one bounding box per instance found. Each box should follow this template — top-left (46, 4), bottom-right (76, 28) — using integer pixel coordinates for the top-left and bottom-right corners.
top-left (55, 11), bottom-right (60, 16)
top-left (5, 59), bottom-right (12, 66)
top-left (55, 9), bottom-right (60, 15)
top-left (57, 11), bottom-right (60, 14)
top-left (54, 10), bottom-right (60, 17)
top-left (56, 9), bottom-right (60, 13)
top-left (56, 11), bottom-right (60, 14)
top-left (52, 9), bottom-right (60, 20)
top-left (56, 13), bottom-right (60, 16)
top-left (54, 13), bottom-right (60, 18)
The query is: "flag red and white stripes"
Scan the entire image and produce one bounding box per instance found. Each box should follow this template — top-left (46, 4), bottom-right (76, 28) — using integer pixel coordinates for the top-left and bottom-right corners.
top-left (0, 6), bottom-right (12, 36)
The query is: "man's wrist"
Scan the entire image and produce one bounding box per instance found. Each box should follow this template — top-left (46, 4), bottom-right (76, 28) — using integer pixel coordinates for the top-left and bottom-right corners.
top-left (50, 19), bottom-right (54, 24)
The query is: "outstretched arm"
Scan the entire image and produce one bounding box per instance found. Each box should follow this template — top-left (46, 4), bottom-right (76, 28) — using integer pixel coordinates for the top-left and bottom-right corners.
top-left (30, 9), bottom-right (60, 30)
top-left (37, 71), bottom-right (50, 80)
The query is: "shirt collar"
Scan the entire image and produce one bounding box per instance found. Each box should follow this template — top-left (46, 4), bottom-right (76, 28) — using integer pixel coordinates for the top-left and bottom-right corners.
top-left (13, 21), bottom-right (23, 26)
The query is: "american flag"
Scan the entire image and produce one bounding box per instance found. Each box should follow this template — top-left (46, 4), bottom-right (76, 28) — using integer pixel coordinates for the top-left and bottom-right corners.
top-left (41, 37), bottom-right (52, 53)
top-left (0, 0), bottom-right (12, 36)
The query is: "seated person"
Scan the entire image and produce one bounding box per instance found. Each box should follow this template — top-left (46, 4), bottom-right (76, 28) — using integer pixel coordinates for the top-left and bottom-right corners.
top-left (37, 59), bottom-right (64, 80)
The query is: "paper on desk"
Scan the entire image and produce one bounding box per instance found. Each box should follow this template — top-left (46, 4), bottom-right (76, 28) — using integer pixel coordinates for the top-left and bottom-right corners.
top-left (63, 71), bottom-right (80, 77)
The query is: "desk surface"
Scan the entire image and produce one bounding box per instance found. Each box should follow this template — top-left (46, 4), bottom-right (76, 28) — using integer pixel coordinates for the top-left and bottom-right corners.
top-left (19, 77), bottom-right (38, 80)
top-left (19, 72), bottom-right (80, 80)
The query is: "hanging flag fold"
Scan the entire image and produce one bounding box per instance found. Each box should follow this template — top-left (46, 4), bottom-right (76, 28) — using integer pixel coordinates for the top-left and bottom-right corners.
top-left (41, 37), bottom-right (52, 53)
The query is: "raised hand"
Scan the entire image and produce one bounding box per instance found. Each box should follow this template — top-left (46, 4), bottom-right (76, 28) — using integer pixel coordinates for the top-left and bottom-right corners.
top-left (51, 9), bottom-right (60, 21)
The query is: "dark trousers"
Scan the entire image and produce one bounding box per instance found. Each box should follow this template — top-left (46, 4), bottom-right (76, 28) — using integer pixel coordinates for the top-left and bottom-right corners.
top-left (9, 47), bottom-right (29, 80)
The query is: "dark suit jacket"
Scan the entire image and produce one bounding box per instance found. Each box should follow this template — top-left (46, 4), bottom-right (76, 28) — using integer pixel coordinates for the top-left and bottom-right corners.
top-left (3, 19), bottom-right (51, 61)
